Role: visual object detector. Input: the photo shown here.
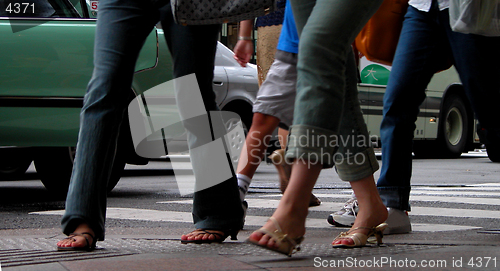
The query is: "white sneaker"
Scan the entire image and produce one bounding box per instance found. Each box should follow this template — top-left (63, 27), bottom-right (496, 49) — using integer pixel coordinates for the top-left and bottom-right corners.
top-left (327, 197), bottom-right (357, 227)
top-left (384, 207), bottom-right (411, 234)
top-left (327, 198), bottom-right (412, 235)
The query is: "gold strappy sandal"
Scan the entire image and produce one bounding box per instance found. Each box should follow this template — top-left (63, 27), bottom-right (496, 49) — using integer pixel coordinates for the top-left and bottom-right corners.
top-left (332, 223), bottom-right (388, 248)
top-left (247, 217), bottom-right (304, 257)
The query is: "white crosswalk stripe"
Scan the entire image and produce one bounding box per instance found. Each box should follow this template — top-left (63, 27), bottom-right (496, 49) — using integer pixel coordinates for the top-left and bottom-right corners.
top-left (31, 183), bottom-right (500, 233)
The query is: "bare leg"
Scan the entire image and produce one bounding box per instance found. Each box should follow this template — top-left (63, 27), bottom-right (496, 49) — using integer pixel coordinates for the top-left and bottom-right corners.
top-left (237, 113), bottom-right (280, 177)
top-left (332, 175), bottom-right (388, 246)
top-left (249, 161), bottom-right (387, 249)
top-left (278, 127), bottom-right (288, 149)
top-left (248, 161), bottom-right (321, 249)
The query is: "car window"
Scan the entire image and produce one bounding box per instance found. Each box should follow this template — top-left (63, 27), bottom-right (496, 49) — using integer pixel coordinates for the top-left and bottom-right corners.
top-left (0, 0), bottom-right (80, 18)
top-left (68, 0), bottom-right (84, 17)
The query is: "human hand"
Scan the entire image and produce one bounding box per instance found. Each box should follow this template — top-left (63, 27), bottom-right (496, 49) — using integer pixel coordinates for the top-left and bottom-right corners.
top-left (233, 40), bottom-right (253, 67)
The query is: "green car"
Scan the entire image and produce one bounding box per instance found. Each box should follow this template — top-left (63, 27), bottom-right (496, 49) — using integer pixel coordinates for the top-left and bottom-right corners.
top-left (0, 0), bottom-right (259, 194)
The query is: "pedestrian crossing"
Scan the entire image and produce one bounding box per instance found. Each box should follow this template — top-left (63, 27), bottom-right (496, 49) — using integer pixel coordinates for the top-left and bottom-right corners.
top-left (31, 183), bottom-right (500, 233)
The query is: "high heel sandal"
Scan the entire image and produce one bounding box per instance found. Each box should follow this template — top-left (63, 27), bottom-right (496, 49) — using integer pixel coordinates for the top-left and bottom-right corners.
top-left (247, 217), bottom-right (304, 257)
top-left (57, 232), bottom-right (97, 252)
top-left (181, 229), bottom-right (238, 244)
top-left (268, 149), bottom-right (321, 207)
top-left (332, 223), bottom-right (388, 248)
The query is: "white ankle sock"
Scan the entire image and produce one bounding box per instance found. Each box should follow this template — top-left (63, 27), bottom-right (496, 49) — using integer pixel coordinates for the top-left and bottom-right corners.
top-left (237, 173), bottom-right (251, 201)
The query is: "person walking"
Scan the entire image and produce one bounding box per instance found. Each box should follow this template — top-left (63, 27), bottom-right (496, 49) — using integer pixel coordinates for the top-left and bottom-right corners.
top-left (330, 0), bottom-right (500, 234)
top-left (247, 0), bottom-right (388, 256)
top-left (56, 0), bottom-right (244, 251)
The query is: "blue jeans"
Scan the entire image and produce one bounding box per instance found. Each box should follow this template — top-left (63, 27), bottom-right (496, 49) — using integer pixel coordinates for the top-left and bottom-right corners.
top-left (62, 0), bottom-right (243, 240)
top-left (286, 0), bottom-right (383, 181)
top-left (378, 2), bottom-right (500, 211)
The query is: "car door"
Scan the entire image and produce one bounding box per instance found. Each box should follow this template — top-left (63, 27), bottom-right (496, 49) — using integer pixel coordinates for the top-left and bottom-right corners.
top-left (213, 43), bottom-right (230, 106)
top-left (0, 0), bottom-right (158, 146)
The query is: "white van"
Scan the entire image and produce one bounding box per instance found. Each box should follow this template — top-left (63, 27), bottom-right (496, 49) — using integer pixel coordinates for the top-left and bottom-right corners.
top-left (357, 57), bottom-right (481, 158)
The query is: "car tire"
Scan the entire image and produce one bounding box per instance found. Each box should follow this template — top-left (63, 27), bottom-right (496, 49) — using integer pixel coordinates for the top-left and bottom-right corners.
top-left (34, 147), bottom-right (125, 196)
top-left (0, 148), bottom-right (33, 179)
top-left (34, 147), bottom-right (74, 196)
top-left (223, 103), bottom-right (253, 135)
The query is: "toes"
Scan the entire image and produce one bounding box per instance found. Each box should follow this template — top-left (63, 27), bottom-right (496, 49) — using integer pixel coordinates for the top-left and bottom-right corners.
top-left (249, 231), bottom-right (277, 249)
top-left (197, 233), bottom-right (211, 241)
top-left (206, 233), bottom-right (216, 241)
top-left (182, 230), bottom-right (223, 241)
top-left (267, 237), bottom-right (278, 249)
top-left (332, 237), bottom-right (354, 246)
top-left (57, 240), bottom-right (70, 247)
top-left (249, 231), bottom-right (264, 243)
top-left (58, 236), bottom-right (86, 248)
top-left (341, 238), bottom-right (354, 246)
top-left (258, 233), bottom-right (271, 246)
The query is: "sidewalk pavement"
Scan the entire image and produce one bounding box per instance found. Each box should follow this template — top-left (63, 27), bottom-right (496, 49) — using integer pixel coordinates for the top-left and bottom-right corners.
top-left (2, 227), bottom-right (500, 271)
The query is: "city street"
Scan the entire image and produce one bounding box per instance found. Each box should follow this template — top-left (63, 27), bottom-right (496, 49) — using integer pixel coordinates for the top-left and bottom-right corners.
top-left (1, 151), bottom-right (499, 270)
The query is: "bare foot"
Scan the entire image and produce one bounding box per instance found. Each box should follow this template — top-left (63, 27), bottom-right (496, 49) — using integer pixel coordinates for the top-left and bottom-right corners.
top-left (181, 229), bottom-right (227, 243)
top-left (57, 224), bottom-right (95, 250)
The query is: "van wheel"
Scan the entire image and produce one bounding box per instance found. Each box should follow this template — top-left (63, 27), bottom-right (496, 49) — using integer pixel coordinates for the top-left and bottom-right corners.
top-left (413, 94), bottom-right (469, 158)
top-left (438, 94), bottom-right (469, 158)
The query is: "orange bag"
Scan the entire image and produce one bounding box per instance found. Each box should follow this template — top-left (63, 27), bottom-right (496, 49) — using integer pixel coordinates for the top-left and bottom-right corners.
top-left (354, 0), bottom-right (409, 66)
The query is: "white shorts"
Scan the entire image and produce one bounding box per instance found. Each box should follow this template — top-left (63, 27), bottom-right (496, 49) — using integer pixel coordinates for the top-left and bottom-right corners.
top-left (253, 50), bottom-right (297, 129)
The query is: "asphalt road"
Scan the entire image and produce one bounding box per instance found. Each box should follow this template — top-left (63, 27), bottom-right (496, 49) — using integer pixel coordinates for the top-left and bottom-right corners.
top-left (0, 151), bottom-right (499, 241)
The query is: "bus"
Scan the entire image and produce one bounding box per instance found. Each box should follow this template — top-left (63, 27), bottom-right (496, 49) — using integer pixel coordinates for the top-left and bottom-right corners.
top-left (357, 57), bottom-right (482, 158)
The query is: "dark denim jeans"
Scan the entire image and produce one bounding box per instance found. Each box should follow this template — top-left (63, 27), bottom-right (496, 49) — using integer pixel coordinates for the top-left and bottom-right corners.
top-left (378, 2), bottom-right (500, 211)
top-left (62, 0), bottom-right (243, 240)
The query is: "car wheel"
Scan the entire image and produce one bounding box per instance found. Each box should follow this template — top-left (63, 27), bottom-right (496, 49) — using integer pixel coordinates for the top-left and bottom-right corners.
top-left (225, 110), bottom-right (252, 135)
top-left (34, 147), bottom-right (126, 196)
top-left (223, 102), bottom-right (253, 135)
top-left (34, 147), bottom-right (74, 196)
top-left (0, 148), bottom-right (33, 179)
top-left (413, 94), bottom-right (469, 159)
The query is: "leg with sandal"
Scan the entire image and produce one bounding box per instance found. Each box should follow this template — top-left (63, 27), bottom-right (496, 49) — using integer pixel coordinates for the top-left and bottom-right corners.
top-left (57, 0), bottom-right (243, 250)
top-left (246, 0), bottom-right (387, 256)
